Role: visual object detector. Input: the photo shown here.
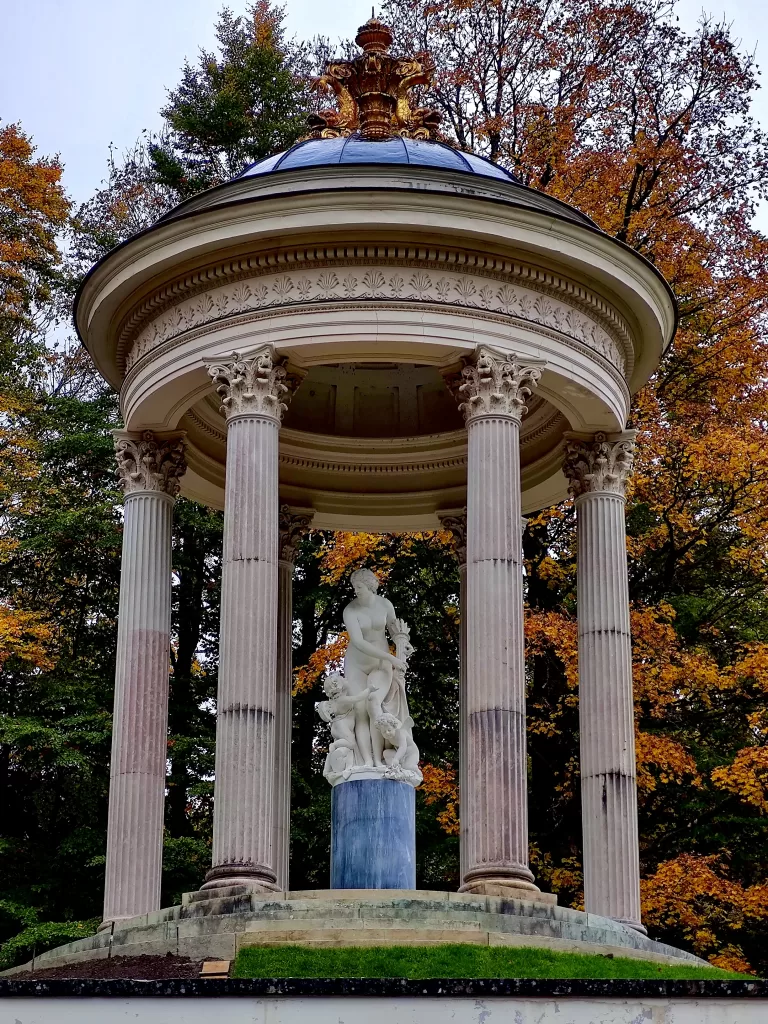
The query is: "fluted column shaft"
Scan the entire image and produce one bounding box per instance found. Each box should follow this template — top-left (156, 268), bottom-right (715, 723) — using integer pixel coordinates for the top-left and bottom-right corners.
top-left (103, 431), bottom-right (186, 926)
top-left (453, 347), bottom-right (542, 897)
top-left (203, 348), bottom-right (296, 890)
top-left (564, 431), bottom-right (643, 932)
top-left (275, 507), bottom-right (314, 890)
top-left (438, 511), bottom-right (467, 880)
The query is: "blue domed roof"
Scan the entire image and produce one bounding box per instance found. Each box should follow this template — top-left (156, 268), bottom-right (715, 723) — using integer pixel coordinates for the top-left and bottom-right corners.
top-left (235, 134), bottom-right (519, 184)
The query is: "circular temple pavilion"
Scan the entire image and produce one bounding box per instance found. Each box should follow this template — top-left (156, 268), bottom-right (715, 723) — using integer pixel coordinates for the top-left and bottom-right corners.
top-left (54, 16), bottom-right (691, 971)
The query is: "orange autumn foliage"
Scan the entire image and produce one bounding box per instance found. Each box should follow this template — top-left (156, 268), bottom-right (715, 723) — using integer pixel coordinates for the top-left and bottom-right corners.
top-left (641, 854), bottom-right (768, 971)
top-left (293, 633), bottom-right (348, 696)
top-left (711, 748), bottom-right (768, 815)
top-left (0, 605), bottom-right (54, 672)
top-left (0, 122), bottom-right (69, 325)
top-left (420, 763), bottom-right (460, 835)
top-left (317, 532), bottom-right (390, 586)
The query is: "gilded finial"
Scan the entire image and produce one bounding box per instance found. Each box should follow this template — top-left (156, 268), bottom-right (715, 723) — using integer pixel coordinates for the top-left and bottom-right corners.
top-left (307, 18), bottom-right (440, 142)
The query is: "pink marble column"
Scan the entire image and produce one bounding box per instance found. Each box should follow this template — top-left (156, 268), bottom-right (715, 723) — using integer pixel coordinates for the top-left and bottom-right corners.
top-left (437, 510), bottom-right (467, 881)
top-left (202, 347), bottom-right (298, 891)
top-left (274, 506), bottom-right (314, 891)
top-left (563, 431), bottom-right (644, 932)
top-left (453, 347), bottom-right (543, 898)
top-left (103, 431), bottom-right (186, 927)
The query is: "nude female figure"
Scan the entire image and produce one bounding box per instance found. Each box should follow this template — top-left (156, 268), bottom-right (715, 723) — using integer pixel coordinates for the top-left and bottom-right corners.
top-left (343, 568), bottom-right (406, 767)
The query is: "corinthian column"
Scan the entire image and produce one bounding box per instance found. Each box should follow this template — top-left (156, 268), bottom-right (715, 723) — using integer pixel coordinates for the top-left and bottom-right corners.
top-left (103, 430), bottom-right (186, 926)
top-left (453, 347), bottom-right (543, 898)
top-left (274, 505), bottom-right (314, 891)
top-left (563, 430), bottom-right (644, 931)
top-left (202, 347), bottom-right (297, 891)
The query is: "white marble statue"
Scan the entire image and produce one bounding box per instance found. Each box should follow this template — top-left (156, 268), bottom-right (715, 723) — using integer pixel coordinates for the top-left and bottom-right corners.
top-left (316, 568), bottom-right (422, 786)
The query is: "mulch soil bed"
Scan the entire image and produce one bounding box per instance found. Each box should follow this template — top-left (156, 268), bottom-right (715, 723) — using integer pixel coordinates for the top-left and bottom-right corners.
top-left (11, 954), bottom-right (204, 980)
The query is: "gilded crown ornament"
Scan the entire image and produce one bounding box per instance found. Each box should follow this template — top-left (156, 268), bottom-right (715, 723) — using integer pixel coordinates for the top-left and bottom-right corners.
top-left (307, 16), bottom-right (441, 141)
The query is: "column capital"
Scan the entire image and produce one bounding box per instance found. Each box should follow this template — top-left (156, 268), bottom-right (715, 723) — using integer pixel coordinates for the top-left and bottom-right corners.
top-left (279, 505), bottom-right (315, 564)
top-left (453, 346), bottom-right (543, 425)
top-left (206, 346), bottom-right (301, 423)
top-left (562, 430), bottom-right (637, 498)
top-left (113, 430), bottom-right (187, 498)
top-left (437, 509), bottom-right (467, 566)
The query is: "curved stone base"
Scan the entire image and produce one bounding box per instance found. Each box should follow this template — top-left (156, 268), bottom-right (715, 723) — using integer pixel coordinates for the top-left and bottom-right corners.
top-left (2, 889), bottom-right (705, 976)
top-left (332, 780), bottom-right (416, 889)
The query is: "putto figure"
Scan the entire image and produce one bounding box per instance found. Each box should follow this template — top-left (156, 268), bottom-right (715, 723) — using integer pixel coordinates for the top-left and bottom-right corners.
top-left (316, 568), bottom-right (421, 786)
top-left (316, 672), bottom-right (372, 780)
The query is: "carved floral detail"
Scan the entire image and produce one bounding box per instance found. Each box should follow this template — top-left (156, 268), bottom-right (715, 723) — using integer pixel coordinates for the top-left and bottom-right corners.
top-left (342, 274), bottom-right (358, 297)
top-left (230, 284), bottom-right (252, 312)
top-left (317, 272), bottom-right (339, 297)
top-left (389, 274), bottom-right (404, 298)
top-left (435, 277), bottom-right (451, 301)
top-left (457, 346), bottom-right (542, 424)
top-left (437, 510), bottom-right (467, 565)
top-left (114, 430), bottom-right (187, 497)
top-left (297, 277), bottom-right (313, 300)
top-left (362, 270), bottom-right (386, 296)
top-left (206, 347), bottom-right (291, 422)
top-left (454, 278), bottom-right (477, 305)
top-left (496, 284), bottom-right (517, 314)
top-left (279, 505), bottom-right (315, 563)
top-left (273, 277), bottom-right (294, 300)
top-left (562, 432), bottom-right (636, 497)
top-left (409, 271), bottom-right (432, 298)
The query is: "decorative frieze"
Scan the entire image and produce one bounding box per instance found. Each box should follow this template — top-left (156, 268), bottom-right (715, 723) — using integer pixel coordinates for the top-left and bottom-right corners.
top-left (206, 347), bottom-right (292, 423)
top-left (562, 431), bottom-right (636, 498)
top-left (456, 347), bottom-right (542, 425)
top-left (121, 250), bottom-right (632, 378)
top-left (114, 430), bottom-right (187, 497)
top-left (278, 505), bottom-right (315, 564)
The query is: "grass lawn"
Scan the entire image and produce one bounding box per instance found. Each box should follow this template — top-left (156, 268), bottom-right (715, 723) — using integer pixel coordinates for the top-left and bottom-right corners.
top-left (232, 944), bottom-right (754, 981)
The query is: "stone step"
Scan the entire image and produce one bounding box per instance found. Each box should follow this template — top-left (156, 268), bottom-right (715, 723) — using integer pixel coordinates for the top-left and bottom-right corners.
top-left (237, 927), bottom-right (490, 948)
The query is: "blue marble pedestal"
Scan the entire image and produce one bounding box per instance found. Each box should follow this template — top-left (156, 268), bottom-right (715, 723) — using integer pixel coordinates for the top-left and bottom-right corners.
top-left (331, 778), bottom-right (416, 889)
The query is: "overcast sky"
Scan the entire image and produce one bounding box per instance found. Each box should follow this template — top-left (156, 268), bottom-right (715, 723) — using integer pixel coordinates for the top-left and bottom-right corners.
top-left (2, 0), bottom-right (767, 214)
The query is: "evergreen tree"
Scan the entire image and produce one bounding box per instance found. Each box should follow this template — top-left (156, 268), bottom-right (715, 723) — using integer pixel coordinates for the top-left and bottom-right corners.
top-left (149, 2), bottom-right (311, 198)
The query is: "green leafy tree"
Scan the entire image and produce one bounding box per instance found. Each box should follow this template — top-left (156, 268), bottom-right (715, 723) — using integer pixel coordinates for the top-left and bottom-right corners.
top-left (150, 2), bottom-right (311, 198)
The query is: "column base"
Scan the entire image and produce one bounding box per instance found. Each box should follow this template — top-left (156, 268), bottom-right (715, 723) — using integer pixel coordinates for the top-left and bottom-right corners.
top-left (460, 866), bottom-right (556, 904)
top-left (201, 864), bottom-right (281, 893)
top-left (459, 879), bottom-right (557, 904)
top-left (612, 916), bottom-right (648, 935)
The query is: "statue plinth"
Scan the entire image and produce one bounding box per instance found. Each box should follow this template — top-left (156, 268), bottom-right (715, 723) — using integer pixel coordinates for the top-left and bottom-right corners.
top-left (331, 778), bottom-right (416, 889)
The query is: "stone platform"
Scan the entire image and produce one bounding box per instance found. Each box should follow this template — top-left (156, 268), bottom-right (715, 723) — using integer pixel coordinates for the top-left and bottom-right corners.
top-left (3, 889), bottom-right (705, 974)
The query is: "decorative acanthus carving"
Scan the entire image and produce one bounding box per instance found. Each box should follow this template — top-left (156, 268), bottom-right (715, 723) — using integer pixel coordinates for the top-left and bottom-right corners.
top-left (114, 430), bottom-right (187, 497)
top-left (308, 17), bottom-right (440, 141)
top-left (457, 347), bottom-right (543, 424)
top-left (437, 509), bottom-right (467, 566)
top-left (562, 431), bottom-right (637, 497)
top-left (316, 568), bottom-right (422, 788)
top-left (279, 505), bottom-right (315, 564)
top-left (206, 347), bottom-right (293, 422)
